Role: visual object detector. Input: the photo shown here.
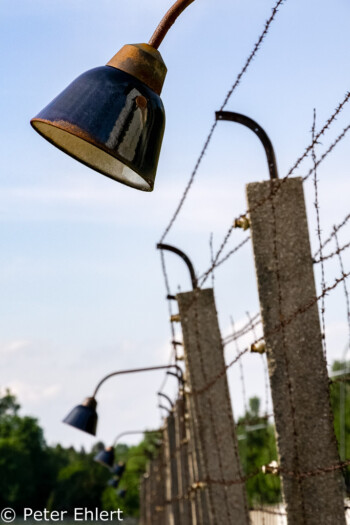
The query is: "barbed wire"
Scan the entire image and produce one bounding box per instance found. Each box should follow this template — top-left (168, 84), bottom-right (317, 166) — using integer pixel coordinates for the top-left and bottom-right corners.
top-left (302, 123), bottom-right (350, 183)
top-left (197, 92), bottom-right (350, 284)
top-left (246, 310), bottom-right (270, 416)
top-left (158, 250), bottom-right (178, 394)
top-left (159, 0), bottom-right (287, 243)
top-left (223, 312), bottom-right (261, 345)
top-left (199, 235), bottom-right (250, 286)
top-left (313, 239), bottom-right (350, 264)
top-left (186, 267), bottom-right (350, 398)
top-left (312, 108), bottom-right (328, 360)
top-left (315, 211), bottom-right (350, 257)
top-left (334, 228), bottom-right (350, 354)
top-left (230, 316), bottom-right (248, 413)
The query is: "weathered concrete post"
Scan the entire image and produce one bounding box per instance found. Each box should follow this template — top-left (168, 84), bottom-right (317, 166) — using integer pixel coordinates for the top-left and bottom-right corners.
top-left (150, 451), bottom-right (163, 525)
top-left (165, 412), bottom-right (181, 524)
top-left (174, 396), bottom-right (192, 525)
top-left (149, 458), bottom-right (158, 522)
top-left (163, 417), bottom-right (174, 525)
top-left (143, 467), bottom-right (152, 525)
top-left (177, 288), bottom-right (250, 525)
top-left (139, 475), bottom-right (146, 525)
top-left (186, 389), bottom-right (211, 524)
top-left (247, 177), bottom-right (345, 524)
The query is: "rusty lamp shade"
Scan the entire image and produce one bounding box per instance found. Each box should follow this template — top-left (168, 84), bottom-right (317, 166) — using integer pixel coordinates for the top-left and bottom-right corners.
top-left (31, 44), bottom-right (166, 192)
top-left (108, 478), bottom-right (120, 489)
top-left (94, 446), bottom-right (115, 468)
top-left (112, 462), bottom-right (126, 477)
top-left (63, 397), bottom-right (98, 436)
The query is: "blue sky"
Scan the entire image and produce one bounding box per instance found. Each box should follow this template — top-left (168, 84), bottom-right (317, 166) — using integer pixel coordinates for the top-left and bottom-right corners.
top-left (1, 0), bottom-right (350, 449)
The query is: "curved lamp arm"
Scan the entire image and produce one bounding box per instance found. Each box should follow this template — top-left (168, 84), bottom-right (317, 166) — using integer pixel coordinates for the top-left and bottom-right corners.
top-left (149, 0), bottom-right (195, 49)
top-left (92, 364), bottom-right (183, 398)
top-left (113, 429), bottom-right (161, 447)
top-left (158, 392), bottom-right (174, 409)
top-left (215, 111), bottom-right (279, 180)
top-left (159, 404), bottom-right (171, 415)
top-left (157, 243), bottom-right (198, 290)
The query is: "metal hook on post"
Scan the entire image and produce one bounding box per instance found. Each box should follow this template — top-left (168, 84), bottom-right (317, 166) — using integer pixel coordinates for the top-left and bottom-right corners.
top-left (215, 111), bottom-right (279, 180)
top-left (158, 392), bottom-right (174, 409)
top-left (156, 243), bottom-right (198, 290)
top-left (158, 404), bottom-right (171, 415)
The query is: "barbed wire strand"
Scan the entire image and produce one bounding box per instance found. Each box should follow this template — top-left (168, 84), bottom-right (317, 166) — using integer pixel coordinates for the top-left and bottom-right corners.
top-left (247, 310), bottom-right (270, 417)
top-left (159, 0), bottom-right (287, 243)
top-left (199, 92), bottom-right (350, 285)
top-left (230, 316), bottom-right (248, 413)
top-left (223, 312), bottom-right (261, 345)
top-left (209, 233), bottom-right (215, 291)
top-left (315, 211), bottom-right (350, 257)
top-left (334, 229), bottom-right (350, 355)
top-left (312, 108), bottom-right (328, 361)
top-left (158, 250), bottom-right (177, 393)
top-left (314, 239), bottom-right (350, 264)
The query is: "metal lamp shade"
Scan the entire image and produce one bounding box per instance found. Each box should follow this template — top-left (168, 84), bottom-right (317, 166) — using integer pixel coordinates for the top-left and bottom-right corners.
top-left (63, 397), bottom-right (98, 436)
top-left (94, 447), bottom-right (115, 468)
top-left (112, 462), bottom-right (126, 477)
top-left (31, 66), bottom-right (165, 191)
top-left (108, 478), bottom-right (120, 489)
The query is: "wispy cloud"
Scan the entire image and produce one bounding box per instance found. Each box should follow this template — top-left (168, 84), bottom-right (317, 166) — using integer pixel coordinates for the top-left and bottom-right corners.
top-left (0, 339), bottom-right (31, 356)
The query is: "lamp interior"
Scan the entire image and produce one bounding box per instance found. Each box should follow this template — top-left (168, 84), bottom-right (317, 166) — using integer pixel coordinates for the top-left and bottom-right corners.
top-left (32, 121), bottom-right (151, 191)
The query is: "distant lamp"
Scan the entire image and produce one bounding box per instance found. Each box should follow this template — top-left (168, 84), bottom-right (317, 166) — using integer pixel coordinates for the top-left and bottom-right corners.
top-left (63, 364), bottom-right (183, 436)
top-left (108, 478), bottom-right (120, 489)
top-left (94, 429), bottom-right (161, 471)
top-left (112, 462), bottom-right (126, 478)
top-left (31, 0), bottom-right (195, 191)
top-left (94, 446), bottom-right (115, 468)
top-left (63, 397), bottom-right (97, 436)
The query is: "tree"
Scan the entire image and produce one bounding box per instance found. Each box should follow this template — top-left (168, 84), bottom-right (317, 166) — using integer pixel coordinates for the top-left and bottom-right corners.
top-left (329, 360), bottom-right (350, 493)
top-left (0, 390), bottom-right (54, 511)
top-left (237, 396), bottom-right (281, 506)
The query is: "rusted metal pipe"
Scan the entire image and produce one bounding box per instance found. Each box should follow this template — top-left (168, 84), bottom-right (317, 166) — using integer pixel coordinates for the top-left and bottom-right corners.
top-left (149, 0), bottom-right (195, 49)
top-left (157, 243), bottom-right (198, 290)
top-left (92, 364), bottom-right (183, 398)
top-left (112, 429), bottom-right (161, 447)
top-left (215, 111), bottom-right (279, 180)
top-left (158, 392), bottom-right (174, 409)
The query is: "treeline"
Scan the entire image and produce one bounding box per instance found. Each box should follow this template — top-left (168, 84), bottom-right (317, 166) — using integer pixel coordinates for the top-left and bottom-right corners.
top-left (0, 360), bottom-right (349, 514)
top-left (0, 390), bottom-right (158, 517)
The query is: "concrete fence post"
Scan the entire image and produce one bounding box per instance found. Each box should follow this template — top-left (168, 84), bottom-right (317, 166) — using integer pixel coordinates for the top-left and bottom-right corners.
top-left (166, 412), bottom-right (181, 524)
top-left (174, 396), bottom-right (192, 525)
top-left (177, 288), bottom-right (250, 525)
top-left (139, 475), bottom-right (146, 525)
top-left (247, 177), bottom-right (346, 524)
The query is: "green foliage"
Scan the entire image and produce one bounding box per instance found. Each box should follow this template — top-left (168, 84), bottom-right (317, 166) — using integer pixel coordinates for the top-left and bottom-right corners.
top-left (329, 360), bottom-right (350, 493)
top-left (0, 390), bottom-right (55, 512)
top-left (47, 452), bottom-right (110, 514)
top-left (237, 396), bottom-right (281, 506)
top-left (100, 432), bottom-right (162, 517)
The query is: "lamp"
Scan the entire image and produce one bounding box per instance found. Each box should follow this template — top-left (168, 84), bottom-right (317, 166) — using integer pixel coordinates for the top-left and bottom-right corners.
top-left (112, 462), bottom-right (126, 478)
top-left (30, 0), bottom-right (195, 191)
top-left (108, 478), bottom-right (120, 489)
top-left (62, 396), bottom-right (97, 436)
top-left (94, 446), bottom-right (115, 469)
top-left (63, 364), bottom-right (183, 435)
top-left (94, 429), bottom-right (161, 469)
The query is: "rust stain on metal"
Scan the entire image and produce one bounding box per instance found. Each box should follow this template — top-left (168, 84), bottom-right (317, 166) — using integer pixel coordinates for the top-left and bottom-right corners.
top-left (107, 44), bottom-right (167, 95)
